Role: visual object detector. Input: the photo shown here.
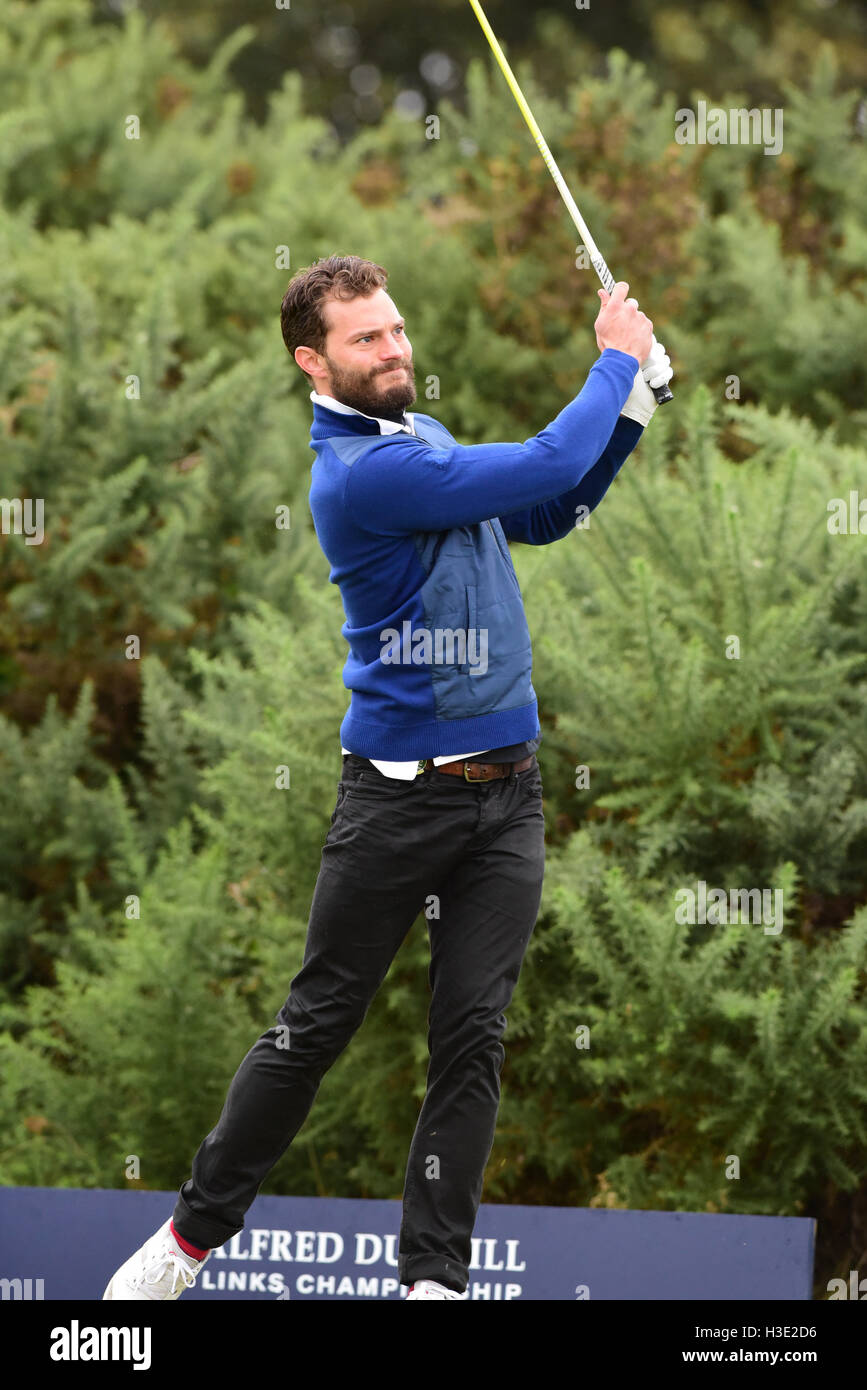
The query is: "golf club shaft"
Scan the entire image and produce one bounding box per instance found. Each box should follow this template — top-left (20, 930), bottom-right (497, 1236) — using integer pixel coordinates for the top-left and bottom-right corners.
top-left (466, 0), bottom-right (673, 405)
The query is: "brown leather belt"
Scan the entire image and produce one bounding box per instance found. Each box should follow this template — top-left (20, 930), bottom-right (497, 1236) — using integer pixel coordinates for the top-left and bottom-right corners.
top-left (421, 754), bottom-right (535, 782)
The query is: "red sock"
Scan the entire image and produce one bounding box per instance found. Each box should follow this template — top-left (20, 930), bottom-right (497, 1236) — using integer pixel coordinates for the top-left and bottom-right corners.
top-left (170, 1220), bottom-right (210, 1261)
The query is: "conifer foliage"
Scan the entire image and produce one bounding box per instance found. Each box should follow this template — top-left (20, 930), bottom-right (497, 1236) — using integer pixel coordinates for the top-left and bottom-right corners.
top-left (1, 0), bottom-right (865, 1294)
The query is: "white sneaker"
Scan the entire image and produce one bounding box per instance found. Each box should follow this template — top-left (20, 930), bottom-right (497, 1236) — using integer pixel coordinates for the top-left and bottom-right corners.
top-left (405, 1279), bottom-right (464, 1300)
top-left (103, 1218), bottom-right (212, 1300)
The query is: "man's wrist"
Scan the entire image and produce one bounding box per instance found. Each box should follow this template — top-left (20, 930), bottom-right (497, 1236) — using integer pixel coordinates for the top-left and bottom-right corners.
top-left (619, 368), bottom-right (658, 429)
top-left (599, 346), bottom-right (640, 370)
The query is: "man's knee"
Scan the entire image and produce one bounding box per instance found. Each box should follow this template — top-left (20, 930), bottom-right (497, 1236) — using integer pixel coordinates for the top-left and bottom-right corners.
top-left (268, 992), bottom-right (370, 1064)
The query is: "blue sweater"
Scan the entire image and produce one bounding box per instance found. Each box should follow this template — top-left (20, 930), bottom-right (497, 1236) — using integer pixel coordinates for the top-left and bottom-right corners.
top-left (308, 348), bottom-right (642, 760)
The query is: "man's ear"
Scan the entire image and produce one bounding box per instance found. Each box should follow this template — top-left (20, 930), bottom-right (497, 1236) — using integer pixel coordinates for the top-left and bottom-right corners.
top-left (294, 345), bottom-right (323, 376)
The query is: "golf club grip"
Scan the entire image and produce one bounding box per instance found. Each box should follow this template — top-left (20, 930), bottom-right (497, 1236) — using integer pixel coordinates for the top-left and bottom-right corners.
top-left (594, 257), bottom-right (674, 405)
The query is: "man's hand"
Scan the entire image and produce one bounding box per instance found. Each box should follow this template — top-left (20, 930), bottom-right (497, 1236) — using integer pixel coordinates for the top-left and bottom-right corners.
top-left (641, 336), bottom-right (673, 391)
top-left (594, 281), bottom-right (653, 365)
top-left (620, 336), bottom-right (675, 428)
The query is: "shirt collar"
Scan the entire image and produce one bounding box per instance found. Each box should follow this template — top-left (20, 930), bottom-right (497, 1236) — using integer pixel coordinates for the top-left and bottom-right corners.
top-left (310, 391), bottom-right (416, 436)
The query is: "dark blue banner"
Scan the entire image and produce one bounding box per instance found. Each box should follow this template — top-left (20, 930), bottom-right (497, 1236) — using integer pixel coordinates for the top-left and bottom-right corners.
top-left (0, 1187), bottom-right (814, 1300)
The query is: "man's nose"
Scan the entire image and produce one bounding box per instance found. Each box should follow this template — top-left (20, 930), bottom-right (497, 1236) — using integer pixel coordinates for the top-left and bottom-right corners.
top-left (379, 340), bottom-right (408, 362)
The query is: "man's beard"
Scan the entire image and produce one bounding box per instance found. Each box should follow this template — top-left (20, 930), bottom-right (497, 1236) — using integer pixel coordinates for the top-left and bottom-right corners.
top-left (323, 356), bottom-right (416, 423)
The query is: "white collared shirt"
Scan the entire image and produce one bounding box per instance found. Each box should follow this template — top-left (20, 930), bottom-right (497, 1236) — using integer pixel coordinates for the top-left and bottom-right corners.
top-left (313, 390), bottom-right (485, 779)
top-left (311, 390), bottom-right (417, 436)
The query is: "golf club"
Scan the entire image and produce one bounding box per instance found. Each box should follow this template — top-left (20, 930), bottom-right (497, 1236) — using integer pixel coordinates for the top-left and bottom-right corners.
top-left (467, 0), bottom-right (673, 405)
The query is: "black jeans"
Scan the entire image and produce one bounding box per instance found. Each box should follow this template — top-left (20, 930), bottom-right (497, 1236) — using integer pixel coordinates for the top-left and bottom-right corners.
top-left (172, 752), bottom-right (546, 1293)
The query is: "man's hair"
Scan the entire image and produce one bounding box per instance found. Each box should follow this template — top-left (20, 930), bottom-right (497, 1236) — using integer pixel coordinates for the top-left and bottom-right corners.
top-left (280, 255), bottom-right (389, 373)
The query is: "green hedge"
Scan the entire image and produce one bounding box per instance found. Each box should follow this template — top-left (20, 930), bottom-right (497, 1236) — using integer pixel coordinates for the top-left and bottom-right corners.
top-left (1, 0), bottom-right (865, 1296)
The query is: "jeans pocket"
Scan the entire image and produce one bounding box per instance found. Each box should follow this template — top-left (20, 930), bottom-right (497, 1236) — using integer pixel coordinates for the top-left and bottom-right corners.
top-left (344, 768), bottom-right (422, 803)
top-left (515, 761), bottom-right (543, 800)
top-left (328, 781), bottom-right (348, 827)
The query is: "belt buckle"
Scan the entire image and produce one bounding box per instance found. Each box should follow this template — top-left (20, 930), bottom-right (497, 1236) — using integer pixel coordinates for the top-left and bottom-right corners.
top-left (463, 761), bottom-right (494, 782)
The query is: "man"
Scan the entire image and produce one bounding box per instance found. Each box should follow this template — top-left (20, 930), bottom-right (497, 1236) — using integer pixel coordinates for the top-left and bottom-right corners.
top-left (103, 254), bottom-right (672, 1302)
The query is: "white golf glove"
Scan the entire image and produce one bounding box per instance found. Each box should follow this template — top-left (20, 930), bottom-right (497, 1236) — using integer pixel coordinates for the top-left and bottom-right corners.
top-left (620, 336), bottom-right (673, 428)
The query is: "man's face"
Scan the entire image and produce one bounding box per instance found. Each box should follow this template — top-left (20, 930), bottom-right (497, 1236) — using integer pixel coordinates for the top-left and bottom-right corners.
top-left (298, 288), bottom-right (416, 417)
